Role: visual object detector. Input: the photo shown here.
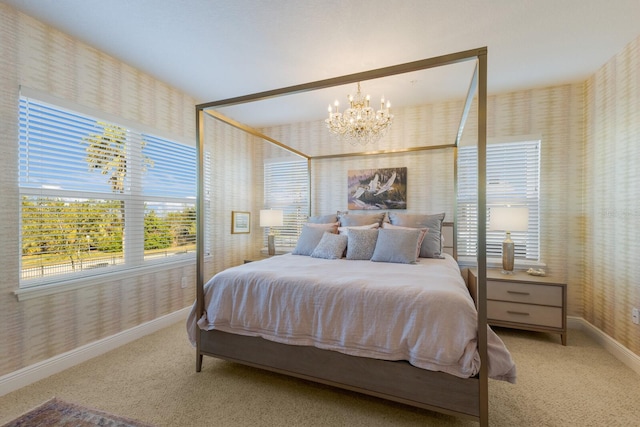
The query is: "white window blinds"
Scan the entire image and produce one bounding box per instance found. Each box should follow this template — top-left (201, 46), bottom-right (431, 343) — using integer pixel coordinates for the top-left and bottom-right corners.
top-left (263, 159), bottom-right (309, 248)
top-left (19, 96), bottom-right (206, 286)
top-left (457, 140), bottom-right (540, 261)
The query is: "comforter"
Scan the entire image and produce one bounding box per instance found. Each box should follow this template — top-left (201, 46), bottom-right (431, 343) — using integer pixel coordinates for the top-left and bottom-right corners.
top-left (187, 253), bottom-right (516, 383)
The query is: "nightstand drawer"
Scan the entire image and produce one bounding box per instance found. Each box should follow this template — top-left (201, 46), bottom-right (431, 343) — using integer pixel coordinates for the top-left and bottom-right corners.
top-left (487, 280), bottom-right (562, 306)
top-left (488, 301), bottom-right (563, 328)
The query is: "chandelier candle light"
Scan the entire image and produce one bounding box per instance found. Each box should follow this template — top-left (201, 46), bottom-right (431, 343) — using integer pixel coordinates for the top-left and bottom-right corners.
top-left (489, 206), bottom-right (529, 274)
top-left (260, 209), bottom-right (283, 256)
top-left (325, 82), bottom-right (393, 145)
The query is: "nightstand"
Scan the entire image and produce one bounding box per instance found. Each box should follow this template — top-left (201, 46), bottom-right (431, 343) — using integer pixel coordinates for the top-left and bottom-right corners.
top-left (469, 269), bottom-right (567, 345)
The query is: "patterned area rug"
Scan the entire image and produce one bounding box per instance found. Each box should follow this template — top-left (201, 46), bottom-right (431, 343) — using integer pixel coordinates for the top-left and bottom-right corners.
top-left (1, 397), bottom-right (154, 427)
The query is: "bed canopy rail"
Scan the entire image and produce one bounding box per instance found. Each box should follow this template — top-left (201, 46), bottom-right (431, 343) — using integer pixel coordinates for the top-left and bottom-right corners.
top-left (195, 46), bottom-right (488, 425)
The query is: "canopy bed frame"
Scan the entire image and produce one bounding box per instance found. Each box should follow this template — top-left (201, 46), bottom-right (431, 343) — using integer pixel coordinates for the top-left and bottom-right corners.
top-left (194, 47), bottom-right (489, 425)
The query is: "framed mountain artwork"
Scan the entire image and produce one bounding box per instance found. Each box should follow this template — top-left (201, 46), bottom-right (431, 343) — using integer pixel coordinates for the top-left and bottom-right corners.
top-left (347, 167), bottom-right (407, 210)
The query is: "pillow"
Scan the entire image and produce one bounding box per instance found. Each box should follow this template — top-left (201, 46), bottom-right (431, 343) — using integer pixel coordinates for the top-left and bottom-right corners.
top-left (388, 212), bottom-right (445, 258)
top-left (307, 214), bottom-right (338, 224)
top-left (311, 232), bottom-right (348, 260)
top-left (381, 223), bottom-right (428, 258)
top-left (292, 225), bottom-right (333, 256)
top-left (337, 222), bottom-right (379, 235)
top-left (370, 228), bottom-right (423, 264)
top-left (305, 221), bottom-right (339, 231)
top-left (346, 228), bottom-right (379, 260)
top-left (339, 212), bottom-right (386, 227)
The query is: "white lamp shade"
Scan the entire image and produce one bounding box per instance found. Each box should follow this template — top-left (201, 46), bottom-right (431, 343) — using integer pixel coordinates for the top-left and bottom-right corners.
top-left (260, 209), bottom-right (283, 227)
top-left (489, 207), bottom-right (529, 232)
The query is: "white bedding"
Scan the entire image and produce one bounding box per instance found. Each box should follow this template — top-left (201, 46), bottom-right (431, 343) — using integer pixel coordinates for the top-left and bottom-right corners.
top-left (187, 253), bottom-right (516, 383)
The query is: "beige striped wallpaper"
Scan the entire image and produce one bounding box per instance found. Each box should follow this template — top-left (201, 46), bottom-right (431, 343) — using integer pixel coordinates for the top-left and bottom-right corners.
top-left (583, 35), bottom-right (640, 356)
top-left (1, 2), bottom-right (638, 378)
top-left (0, 5), bottom-right (199, 376)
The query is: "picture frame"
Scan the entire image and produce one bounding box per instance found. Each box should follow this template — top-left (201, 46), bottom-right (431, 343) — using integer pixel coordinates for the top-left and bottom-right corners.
top-left (231, 211), bottom-right (251, 234)
top-left (348, 167), bottom-right (407, 210)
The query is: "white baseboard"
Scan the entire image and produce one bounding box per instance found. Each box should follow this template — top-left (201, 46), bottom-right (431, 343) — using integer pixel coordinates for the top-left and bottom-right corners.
top-left (568, 316), bottom-right (640, 376)
top-left (0, 307), bottom-right (190, 398)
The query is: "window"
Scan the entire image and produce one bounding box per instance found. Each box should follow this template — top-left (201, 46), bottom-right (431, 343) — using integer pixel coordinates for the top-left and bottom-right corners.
top-left (19, 95), bottom-right (206, 287)
top-left (457, 139), bottom-right (540, 261)
top-left (263, 159), bottom-right (309, 248)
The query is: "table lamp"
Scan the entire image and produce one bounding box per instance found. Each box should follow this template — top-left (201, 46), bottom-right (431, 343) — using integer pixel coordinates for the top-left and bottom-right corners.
top-left (260, 209), bottom-right (283, 255)
top-left (489, 206), bottom-right (529, 274)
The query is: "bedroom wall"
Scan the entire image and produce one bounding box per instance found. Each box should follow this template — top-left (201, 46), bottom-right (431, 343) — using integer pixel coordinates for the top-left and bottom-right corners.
top-left (583, 34), bottom-right (640, 356)
top-left (461, 84), bottom-right (585, 317)
top-left (0, 5), bottom-right (199, 377)
top-left (263, 100), bottom-right (463, 223)
top-left (262, 84), bottom-right (584, 317)
top-left (203, 114), bottom-right (260, 273)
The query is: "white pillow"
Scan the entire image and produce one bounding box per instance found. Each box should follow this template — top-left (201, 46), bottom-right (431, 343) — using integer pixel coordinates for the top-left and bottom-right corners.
top-left (338, 222), bottom-right (379, 235)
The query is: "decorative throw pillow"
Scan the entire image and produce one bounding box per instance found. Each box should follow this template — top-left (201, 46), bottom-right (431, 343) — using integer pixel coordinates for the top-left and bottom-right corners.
top-left (370, 228), bottom-right (422, 264)
top-left (305, 221), bottom-right (339, 231)
top-left (339, 212), bottom-right (386, 227)
top-left (381, 223), bottom-right (428, 258)
top-left (337, 222), bottom-right (380, 235)
top-left (346, 228), bottom-right (379, 260)
top-left (388, 212), bottom-right (445, 258)
top-left (311, 232), bottom-right (348, 260)
top-left (307, 214), bottom-right (338, 224)
top-left (292, 225), bottom-right (332, 256)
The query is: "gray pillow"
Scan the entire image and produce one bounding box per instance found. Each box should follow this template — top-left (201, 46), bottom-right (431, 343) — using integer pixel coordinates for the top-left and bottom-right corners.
top-left (388, 212), bottom-right (445, 258)
top-left (346, 228), bottom-right (379, 260)
top-left (311, 232), bottom-right (348, 260)
top-left (307, 214), bottom-right (338, 224)
top-left (305, 222), bottom-right (339, 232)
top-left (339, 212), bottom-right (386, 227)
top-left (292, 225), bottom-right (330, 256)
top-left (370, 228), bottom-right (422, 264)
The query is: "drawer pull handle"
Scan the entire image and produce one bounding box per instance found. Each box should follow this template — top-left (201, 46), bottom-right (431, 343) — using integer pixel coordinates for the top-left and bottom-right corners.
top-left (507, 290), bottom-right (530, 296)
top-left (507, 310), bottom-right (530, 316)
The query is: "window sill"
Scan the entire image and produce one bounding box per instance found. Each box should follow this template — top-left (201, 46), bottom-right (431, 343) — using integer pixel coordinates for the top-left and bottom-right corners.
top-left (14, 257), bottom-right (196, 302)
top-left (260, 246), bottom-right (293, 256)
top-left (457, 256), bottom-right (546, 270)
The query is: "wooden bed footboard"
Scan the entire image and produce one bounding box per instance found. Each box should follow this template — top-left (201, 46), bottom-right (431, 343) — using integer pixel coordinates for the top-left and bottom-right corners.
top-left (198, 329), bottom-right (480, 421)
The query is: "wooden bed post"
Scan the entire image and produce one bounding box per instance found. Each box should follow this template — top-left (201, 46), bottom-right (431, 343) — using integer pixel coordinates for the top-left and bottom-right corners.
top-left (195, 106), bottom-right (205, 373)
top-left (477, 47), bottom-right (489, 427)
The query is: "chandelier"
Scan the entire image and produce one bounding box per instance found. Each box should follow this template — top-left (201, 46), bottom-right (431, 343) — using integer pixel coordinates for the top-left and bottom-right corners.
top-left (325, 82), bottom-right (393, 145)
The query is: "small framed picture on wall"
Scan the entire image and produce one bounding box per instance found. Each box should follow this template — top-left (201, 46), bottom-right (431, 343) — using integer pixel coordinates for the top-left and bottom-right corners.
top-left (231, 211), bottom-right (251, 234)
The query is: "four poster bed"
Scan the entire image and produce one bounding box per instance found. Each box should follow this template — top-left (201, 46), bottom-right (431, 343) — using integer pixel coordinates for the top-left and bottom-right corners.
top-left (190, 47), bottom-right (504, 426)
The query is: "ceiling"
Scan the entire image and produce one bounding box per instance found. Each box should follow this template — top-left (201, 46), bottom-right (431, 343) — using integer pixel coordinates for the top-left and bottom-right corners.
top-left (3, 0), bottom-right (640, 127)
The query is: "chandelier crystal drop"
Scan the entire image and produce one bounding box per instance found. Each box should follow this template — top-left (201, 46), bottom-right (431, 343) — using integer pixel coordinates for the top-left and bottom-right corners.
top-left (325, 82), bottom-right (393, 145)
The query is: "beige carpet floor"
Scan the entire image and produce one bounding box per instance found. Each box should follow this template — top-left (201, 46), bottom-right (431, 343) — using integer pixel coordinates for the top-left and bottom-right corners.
top-left (1, 321), bottom-right (638, 426)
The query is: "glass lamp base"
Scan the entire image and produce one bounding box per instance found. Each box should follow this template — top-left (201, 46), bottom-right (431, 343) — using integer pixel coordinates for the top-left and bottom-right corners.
top-left (502, 233), bottom-right (515, 274)
top-left (267, 234), bottom-right (276, 256)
